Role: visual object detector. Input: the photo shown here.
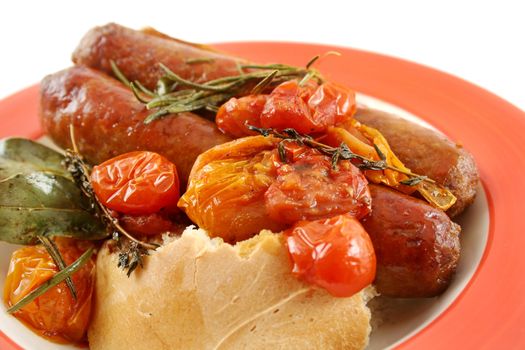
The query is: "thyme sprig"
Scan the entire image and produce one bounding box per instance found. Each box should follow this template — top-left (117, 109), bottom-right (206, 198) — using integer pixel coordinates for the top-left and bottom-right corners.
top-left (63, 125), bottom-right (158, 276)
top-left (247, 125), bottom-right (433, 185)
top-left (111, 59), bottom-right (324, 124)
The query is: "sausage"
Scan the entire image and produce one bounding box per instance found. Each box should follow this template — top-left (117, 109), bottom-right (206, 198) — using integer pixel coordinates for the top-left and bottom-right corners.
top-left (39, 66), bottom-right (232, 188)
top-left (72, 24), bottom-right (479, 217)
top-left (362, 185), bottom-right (461, 297)
top-left (355, 108), bottom-right (479, 217)
top-left (72, 23), bottom-right (244, 91)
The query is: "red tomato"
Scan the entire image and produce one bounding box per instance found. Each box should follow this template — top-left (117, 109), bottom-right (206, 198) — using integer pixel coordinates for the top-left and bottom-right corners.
top-left (91, 151), bottom-right (180, 215)
top-left (119, 212), bottom-right (184, 237)
top-left (216, 95), bottom-right (268, 137)
top-left (285, 214), bottom-right (376, 297)
top-left (260, 80), bottom-right (321, 134)
top-left (265, 145), bottom-right (371, 224)
top-left (307, 82), bottom-right (356, 126)
top-left (3, 239), bottom-right (95, 344)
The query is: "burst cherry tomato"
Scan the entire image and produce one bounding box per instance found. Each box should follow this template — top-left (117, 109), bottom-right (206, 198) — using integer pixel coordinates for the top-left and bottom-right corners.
top-left (265, 143), bottom-right (371, 224)
top-left (260, 80), bottom-right (320, 134)
top-left (307, 82), bottom-right (356, 126)
top-left (216, 94), bottom-right (268, 137)
top-left (215, 80), bottom-right (357, 137)
top-left (285, 214), bottom-right (376, 297)
top-left (3, 239), bottom-right (95, 344)
top-left (91, 151), bottom-right (180, 215)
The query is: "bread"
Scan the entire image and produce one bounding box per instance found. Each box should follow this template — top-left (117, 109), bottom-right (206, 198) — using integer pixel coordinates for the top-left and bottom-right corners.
top-left (88, 227), bottom-right (375, 350)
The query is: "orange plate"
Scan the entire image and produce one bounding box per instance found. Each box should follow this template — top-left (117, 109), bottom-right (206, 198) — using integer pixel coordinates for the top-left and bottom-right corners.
top-left (1, 42), bottom-right (525, 349)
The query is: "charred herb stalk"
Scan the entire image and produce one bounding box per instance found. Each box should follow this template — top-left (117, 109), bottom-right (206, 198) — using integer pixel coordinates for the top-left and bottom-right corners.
top-left (248, 125), bottom-right (432, 184)
top-left (63, 125), bottom-right (158, 276)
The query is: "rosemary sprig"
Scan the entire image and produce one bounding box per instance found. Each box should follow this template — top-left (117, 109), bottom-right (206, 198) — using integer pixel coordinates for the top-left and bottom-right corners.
top-left (111, 58), bottom-right (324, 124)
top-left (38, 235), bottom-right (77, 300)
top-left (247, 125), bottom-right (435, 185)
top-left (63, 125), bottom-right (158, 276)
top-left (7, 247), bottom-right (94, 314)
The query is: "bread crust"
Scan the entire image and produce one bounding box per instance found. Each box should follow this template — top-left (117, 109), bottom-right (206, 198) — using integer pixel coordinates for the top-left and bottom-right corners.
top-left (88, 228), bottom-right (374, 350)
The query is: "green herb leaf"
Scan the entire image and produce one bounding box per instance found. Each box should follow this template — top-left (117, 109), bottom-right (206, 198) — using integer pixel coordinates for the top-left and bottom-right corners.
top-left (38, 235), bottom-right (77, 300)
top-left (7, 247), bottom-right (94, 314)
top-left (0, 138), bottom-right (106, 245)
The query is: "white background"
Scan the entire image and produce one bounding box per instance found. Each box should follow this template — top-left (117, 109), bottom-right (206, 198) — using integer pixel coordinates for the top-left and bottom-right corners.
top-left (0, 0), bottom-right (523, 111)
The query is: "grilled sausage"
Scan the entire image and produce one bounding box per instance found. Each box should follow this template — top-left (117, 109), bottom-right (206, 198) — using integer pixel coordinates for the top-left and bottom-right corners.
top-left (362, 185), bottom-right (461, 297)
top-left (355, 108), bottom-right (479, 217)
top-left (72, 24), bottom-right (479, 217)
top-left (72, 23), bottom-right (244, 91)
top-left (39, 66), bottom-right (232, 188)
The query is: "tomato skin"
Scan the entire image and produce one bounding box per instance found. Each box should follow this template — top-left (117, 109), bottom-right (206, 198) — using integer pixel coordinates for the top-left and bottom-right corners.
top-left (119, 212), bottom-right (185, 237)
top-left (215, 80), bottom-right (357, 137)
top-left (307, 82), bottom-right (356, 126)
top-left (3, 239), bottom-right (95, 344)
top-left (178, 136), bottom-right (287, 242)
top-left (285, 215), bottom-right (376, 297)
top-left (91, 151), bottom-right (180, 215)
top-left (216, 95), bottom-right (268, 137)
top-left (260, 80), bottom-right (321, 134)
top-left (265, 145), bottom-right (371, 224)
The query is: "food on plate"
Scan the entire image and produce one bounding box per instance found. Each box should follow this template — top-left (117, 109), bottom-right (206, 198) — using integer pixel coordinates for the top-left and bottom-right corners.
top-left (3, 238), bottom-right (95, 344)
top-left (40, 66), bottom-right (232, 187)
top-left (1, 23), bottom-right (481, 350)
top-left (88, 228), bottom-right (375, 350)
top-left (355, 108), bottom-right (479, 217)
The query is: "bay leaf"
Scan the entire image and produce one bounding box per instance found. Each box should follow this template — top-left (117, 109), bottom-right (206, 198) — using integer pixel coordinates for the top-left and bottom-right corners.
top-left (0, 138), bottom-right (107, 245)
top-left (0, 138), bottom-right (68, 179)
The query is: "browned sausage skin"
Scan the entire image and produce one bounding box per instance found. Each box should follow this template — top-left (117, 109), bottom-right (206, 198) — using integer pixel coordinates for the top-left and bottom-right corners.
top-left (72, 23), bottom-right (244, 91)
top-left (355, 108), bottom-right (479, 218)
top-left (363, 185), bottom-right (461, 297)
top-left (40, 66), bottom-right (232, 188)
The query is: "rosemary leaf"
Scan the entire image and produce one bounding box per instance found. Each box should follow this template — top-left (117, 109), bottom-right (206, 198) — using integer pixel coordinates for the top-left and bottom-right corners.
top-left (400, 176), bottom-right (428, 186)
top-left (110, 60), bottom-right (131, 87)
top-left (7, 247), bottom-right (94, 314)
top-left (134, 80), bottom-right (157, 97)
top-left (38, 235), bottom-right (77, 300)
top-left (306, 55), bottom-right (320, 69)
top-left (185, 57), bottom-right (216, 64)
top-left (373, 143), bottom-right (387, 161)
top-left (278, 142), bottom-right (287, 163)
top-left (251, 70), bottom-right (278, 95)
top-left (130, 82), bottom-right (151, 104)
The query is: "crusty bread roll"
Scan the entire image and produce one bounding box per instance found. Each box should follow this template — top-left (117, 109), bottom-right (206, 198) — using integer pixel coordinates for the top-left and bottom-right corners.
top-left (88, 227), bottom-right (375, 350)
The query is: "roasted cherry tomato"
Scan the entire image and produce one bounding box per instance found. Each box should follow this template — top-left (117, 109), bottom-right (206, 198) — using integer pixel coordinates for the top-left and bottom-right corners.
top-left (3, 238), bottom-right (95, 344)
top-left (307, 82), bottom-right (356, 126)
top-left (260, 80), bottom-right (320, 134)
top-left (216, 94), bottom-right (268, 137)
top-left (285, 214), bottom-right (376, 297)
top-left (265, 143), bottom-right (371, 224)
top-left (178, 136), bottom-right (286, 242)
top-left (91, 151), bottom-right (180, 215)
